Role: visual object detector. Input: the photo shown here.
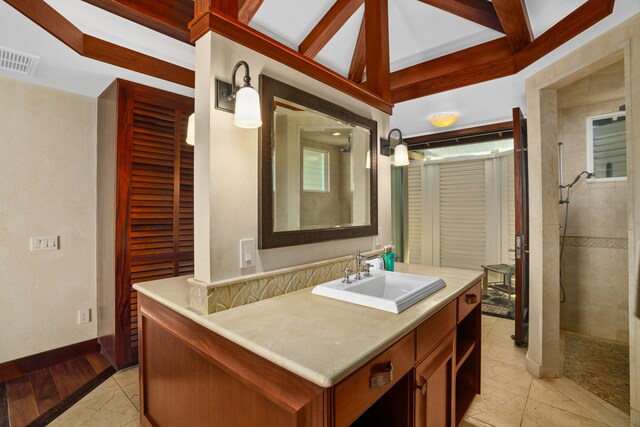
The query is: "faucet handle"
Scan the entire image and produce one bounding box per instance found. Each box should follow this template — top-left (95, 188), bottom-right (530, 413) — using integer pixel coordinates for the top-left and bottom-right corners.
top-left (363, 262), bottom-right (372, 277)
top-left (342, 268), bottom-right (353, 283)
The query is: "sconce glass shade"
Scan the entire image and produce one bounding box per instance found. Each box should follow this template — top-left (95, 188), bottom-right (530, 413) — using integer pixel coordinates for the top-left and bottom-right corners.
top-left (393, 143), bottom-right (410, 166)
top-left (186, 113), bottom-right (195, 146)
top-left (365, 149), bottom-right (371, 169)
top-left (233, 85), bottom-right (262, 128)
top-left (429, 112), bottom-right (459, 128)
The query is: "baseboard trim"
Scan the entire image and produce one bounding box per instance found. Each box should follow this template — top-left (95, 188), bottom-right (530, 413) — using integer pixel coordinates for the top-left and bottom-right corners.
top-left (0, 339), bottom-right (100, 382)
top-left (525, 353), bottom-right (542, 378)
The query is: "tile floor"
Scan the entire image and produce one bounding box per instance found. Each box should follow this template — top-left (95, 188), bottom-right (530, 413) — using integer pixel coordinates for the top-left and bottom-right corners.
top-left (53, 315), bottom-right (630, 426)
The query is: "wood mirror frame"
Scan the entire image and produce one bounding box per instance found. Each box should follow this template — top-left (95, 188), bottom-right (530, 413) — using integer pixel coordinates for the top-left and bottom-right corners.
top-left (258, 74), bottom-right (378, 249)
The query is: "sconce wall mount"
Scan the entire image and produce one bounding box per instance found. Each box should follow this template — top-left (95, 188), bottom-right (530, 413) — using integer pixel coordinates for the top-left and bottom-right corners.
top-left (215, 60), bottom-right (262, 129)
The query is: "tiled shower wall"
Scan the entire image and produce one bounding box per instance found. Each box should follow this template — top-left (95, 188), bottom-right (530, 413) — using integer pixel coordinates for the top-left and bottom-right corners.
top-left (557, 61), bottom-right (628, 343)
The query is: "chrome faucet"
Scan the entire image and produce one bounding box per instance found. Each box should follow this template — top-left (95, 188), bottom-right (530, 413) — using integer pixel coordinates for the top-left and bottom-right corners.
top-left (354, 251), bottom-right (365, 280)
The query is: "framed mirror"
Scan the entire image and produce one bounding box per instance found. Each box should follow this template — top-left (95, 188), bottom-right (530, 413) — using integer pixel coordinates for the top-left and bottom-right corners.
top-left (259, 75), bottom-right (378, 249)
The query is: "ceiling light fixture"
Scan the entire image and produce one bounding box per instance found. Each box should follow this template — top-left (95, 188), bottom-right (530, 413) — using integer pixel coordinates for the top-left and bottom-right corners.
top-left (215, 61), bottom-right (262, 129)
top-left (429, 112), bottom-right (459, 128)
top-left (380, 128), bottom-right (409, 167)
top-left (332, 132), bottom-right (341, 136)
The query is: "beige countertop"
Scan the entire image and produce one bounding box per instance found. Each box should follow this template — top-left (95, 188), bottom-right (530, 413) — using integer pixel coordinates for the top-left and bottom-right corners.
top-left (133, 263), bottom-right (482, 388)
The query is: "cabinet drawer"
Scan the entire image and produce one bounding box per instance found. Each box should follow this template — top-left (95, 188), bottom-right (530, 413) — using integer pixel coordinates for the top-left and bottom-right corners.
top-left (415, 300), bottom-right (456, 362)
top-left (334, 332), bottom-right (414, 427)
top-left (458, 281), bottom-right (481, 322)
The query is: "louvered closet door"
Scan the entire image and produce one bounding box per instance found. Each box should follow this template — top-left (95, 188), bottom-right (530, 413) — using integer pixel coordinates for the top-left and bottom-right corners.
top-left (439, 161), bottom-right (486, 270)
top-left (407, 164), bottom-right (423, 264)
top-left (117, 81), bottom-right (194, 365)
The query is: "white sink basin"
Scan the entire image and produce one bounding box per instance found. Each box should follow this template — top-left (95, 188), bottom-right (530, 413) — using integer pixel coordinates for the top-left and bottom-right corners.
top-left (312, 271), bottom-right (446, 313)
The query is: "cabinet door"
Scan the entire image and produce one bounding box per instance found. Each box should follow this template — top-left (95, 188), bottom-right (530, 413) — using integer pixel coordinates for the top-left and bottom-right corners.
top-left (414, 330), bottom-right (455, 427)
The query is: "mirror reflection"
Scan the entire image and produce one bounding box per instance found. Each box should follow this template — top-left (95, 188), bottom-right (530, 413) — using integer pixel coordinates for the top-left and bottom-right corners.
top-left (272, 97), bottom-right (371, 232)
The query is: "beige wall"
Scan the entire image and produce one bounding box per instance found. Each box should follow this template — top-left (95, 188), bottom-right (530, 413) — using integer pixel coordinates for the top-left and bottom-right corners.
top-left (0, 77), bottom-right (97, 362)
top-left (557, 61), bottom-right (629, 343)
top-left (193, 32), bottom-right (391, 283)
top-left (525, 11), bottom-right (640, 422)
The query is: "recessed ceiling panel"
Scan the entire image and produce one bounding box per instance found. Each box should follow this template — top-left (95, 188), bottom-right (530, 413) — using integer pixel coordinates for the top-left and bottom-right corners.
top-left (389, 0), bottom-right (503, 71)
top-left (44, 0), bottom-right (194, 69)
top-left (251, 0), bottom-right (337, 48)
top-left (315, 5), bottom-right (364, 77)
top-left (525, 0), bottom-right (589, 38)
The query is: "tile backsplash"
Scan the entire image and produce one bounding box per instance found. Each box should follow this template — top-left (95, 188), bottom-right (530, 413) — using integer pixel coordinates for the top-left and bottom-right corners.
top-left (189, 251), bottom-right (381, 314)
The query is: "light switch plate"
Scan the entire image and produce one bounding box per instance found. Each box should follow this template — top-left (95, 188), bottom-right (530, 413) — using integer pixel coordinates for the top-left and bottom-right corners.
top-left (240, 239), bottom-right (256, 268)
top-left (31, 236), bottom-right (59, 251)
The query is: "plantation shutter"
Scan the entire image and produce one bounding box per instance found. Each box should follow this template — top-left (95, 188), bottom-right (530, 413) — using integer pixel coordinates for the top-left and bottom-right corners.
top-left (118, 82), bottom-right (194, 360)
top-left (407, 164), bottom-right (423, 264)
top-left (439, 160), bottom-right (486, 270)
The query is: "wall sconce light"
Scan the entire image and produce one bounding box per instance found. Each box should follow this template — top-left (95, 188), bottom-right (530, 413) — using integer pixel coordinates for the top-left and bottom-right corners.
top-left (428, 112), bottom-right (459, 128)
top-left (215, 61), bottom-right (262, 129)
top-left (186, 113), bottom-right (195, 146)
top-left (380, 128), bottom-right (410, 166)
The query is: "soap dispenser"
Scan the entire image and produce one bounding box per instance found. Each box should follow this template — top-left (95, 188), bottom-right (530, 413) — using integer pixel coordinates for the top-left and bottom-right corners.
top-left (383, 245), bottom-right (395, 271)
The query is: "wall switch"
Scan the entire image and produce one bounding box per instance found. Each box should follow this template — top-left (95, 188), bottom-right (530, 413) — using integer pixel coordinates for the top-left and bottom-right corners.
top-left (240, 239), bottom-right (256, 268)
top-left (31, 236), bottom-right (59, 251)
top-left (78, 308), bottom-right (91, 324)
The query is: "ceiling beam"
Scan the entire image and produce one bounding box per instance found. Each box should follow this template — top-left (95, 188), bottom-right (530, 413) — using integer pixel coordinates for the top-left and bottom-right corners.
top-left (348, 16), bottom-right (366, 83)
top-left (6, 0), bottom-right (194, 88)
top-left (404, 121), bottom-right (513, 149)
top-left (238, 0), bottom-right (263, 24)
top-left (492, 0), bottom-right (532, 52)
top-left (298, 0), bottom-right (364, 59)
top-left (514, 0), bottom-right (614, 70)
top-left (364, 0), bottom-right (391, 101)
top-left (390, 37), bottom-right (514, 103)
top-left (194, 0), bottom-right (238, 20)
top-left (190, 8), bottom-right (393, 114)
top-left (417, 0), bottom-right (504, 33)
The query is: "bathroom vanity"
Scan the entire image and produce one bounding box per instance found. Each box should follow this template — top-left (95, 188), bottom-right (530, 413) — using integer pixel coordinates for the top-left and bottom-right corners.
top-left (134, 264), bottom-right (482, 426)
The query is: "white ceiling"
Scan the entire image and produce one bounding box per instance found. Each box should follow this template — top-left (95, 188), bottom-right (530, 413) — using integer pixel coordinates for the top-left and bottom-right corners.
top-left (0, 0), bottom-right (638, 136)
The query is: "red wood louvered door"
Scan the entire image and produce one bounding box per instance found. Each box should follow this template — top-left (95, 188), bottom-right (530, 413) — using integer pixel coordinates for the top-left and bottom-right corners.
top-left (115, 80), bottom-right (194, 367)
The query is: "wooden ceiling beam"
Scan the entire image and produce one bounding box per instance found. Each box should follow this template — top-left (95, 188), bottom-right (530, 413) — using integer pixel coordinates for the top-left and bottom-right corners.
top-left (190, 8), bottom-right (393, 114)
top-left (492, 0), bottom-right (532, 52)
top-left (194, 0), bottom-right (238, 20)
top-left (298, 0), bottom-right (364, 59)
top-left (348, 16), bottom-right (366, 83)
top-left (364, 0), bottom-right (391, 101)
top-left (390, 37), bottom-right (514, 102)
top-left (417, 0), bottom-right (504, 33)
top-left (404, 121), bottom-right (514, 149)
top-left (82, 0), bottom-right (192, 44)
top-left (514, 0), bottom-right (614, 70)
top-left (238, 0), bottom-right (264, 24)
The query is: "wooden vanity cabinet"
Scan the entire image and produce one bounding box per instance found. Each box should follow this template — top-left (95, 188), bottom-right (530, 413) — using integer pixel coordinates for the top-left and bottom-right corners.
top-left (137, 279), bottom-right (482, 427)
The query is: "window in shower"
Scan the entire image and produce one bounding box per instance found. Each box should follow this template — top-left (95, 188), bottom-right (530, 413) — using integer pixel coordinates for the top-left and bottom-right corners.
top-left (587, 111), bottom-right (627, 180)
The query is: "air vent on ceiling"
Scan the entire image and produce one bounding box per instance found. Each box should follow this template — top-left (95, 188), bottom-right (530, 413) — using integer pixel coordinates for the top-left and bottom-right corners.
top-left (0, 46), bottom-right (39, 76)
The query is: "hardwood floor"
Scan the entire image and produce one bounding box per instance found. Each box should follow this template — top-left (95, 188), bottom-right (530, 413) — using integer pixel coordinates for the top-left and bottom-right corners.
top-left (0, 352), bottom-right (112, 427)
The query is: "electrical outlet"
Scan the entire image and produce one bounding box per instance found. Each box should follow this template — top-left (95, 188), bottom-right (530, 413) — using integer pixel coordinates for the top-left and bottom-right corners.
top-left (78, 308), bottom-right (91, 324)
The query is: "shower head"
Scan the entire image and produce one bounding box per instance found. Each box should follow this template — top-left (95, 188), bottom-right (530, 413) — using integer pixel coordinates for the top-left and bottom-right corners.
top-left (564, 171), bottom-right (594, 189)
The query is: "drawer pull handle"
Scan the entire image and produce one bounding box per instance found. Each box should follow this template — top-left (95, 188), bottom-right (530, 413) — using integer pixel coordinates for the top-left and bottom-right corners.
top-left (465, 294), bottom-right (478, 304)
top-left (369, 362), bottom-right (393, 389)
top-left (416, 382), bottom-right (427, 396)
